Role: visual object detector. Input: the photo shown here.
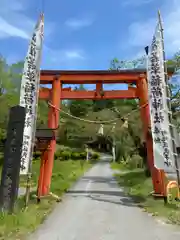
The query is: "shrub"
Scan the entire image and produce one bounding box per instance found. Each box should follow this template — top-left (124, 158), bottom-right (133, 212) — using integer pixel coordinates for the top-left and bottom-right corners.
top-left (33, 151), bottom-right (41, 159)
top-left (61, 150), bottom-right (71, 160)
top-left (0, 129), bottom-right (6, 152)
top-left (91, 152), bottom-right (100, 160)
top-left (79, 151), bottom-right (86, 159)
top-left (0, 153), bottom-right (3, 166)
top-left (71, 152), bottom-right (80, 160)
top-left (131, 154), bottom-right (143, 168)
top-left (126, 154), bottom-right (143, 169)
top-left (54, 149), bottom-right (63, 160)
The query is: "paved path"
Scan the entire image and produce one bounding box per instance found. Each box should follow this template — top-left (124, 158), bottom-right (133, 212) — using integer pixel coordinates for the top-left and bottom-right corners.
top-left (29, 155), bottom-right (180, 240)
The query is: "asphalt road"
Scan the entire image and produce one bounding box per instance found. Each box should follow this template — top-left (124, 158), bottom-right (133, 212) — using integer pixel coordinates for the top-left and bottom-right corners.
top-left (29, 154), bottom-right (180, 240)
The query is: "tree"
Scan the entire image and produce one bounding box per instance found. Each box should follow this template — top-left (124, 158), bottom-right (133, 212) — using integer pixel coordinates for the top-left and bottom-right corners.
top-left (69, 85), bottom-right (93, 117)
top-left (93, 99), bottom-right (115, 112)
top-left (0, 56), bottom-right (21, 130)
top-left (110, 56), bottom-right (146, 70)
top-left (172, 50), bottom-right (180, 71)
top-left (0, 56), bottom-right (13, 95)
top-left (166, 51), bottom-right (180, 126)
top-left (9, 61), bottom-right (24, 92)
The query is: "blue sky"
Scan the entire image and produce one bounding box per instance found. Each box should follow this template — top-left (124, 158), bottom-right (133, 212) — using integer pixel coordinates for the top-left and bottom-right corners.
top-left (0, 0), bottom-right (180, 89)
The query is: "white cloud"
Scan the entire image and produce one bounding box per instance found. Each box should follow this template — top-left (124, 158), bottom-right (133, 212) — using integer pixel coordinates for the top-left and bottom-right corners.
top-left (65, 18), bottom-right (94, 30)
top-left (127, 0), bottom-right (180, 56)
top-left (0, 0), bottom-right (33, 39)
top-left (42, 46), bottom-right (86, 65)
top-left (41, 46), bottom-right (87, 69)
top-left (0, 16), bottom-right (29, 39)
top-left (0, 0), bottom-right (54, 40)
top-left (64, 50), bottom-right (85, 59)
top-left (1, 0), bottom-right (29, 12)
top-left (6, 46), bottom-right (86, 68)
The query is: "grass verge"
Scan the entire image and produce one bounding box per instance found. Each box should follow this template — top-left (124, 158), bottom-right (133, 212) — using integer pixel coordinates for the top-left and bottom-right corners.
top-left (111, 163), bottom-right (180, 225)
top-left (111, 161), bottom-right (132, 171)
top-left (0, 159), bottom-right (92, 240)
top-left (111, 161), bottom-right (141, 171)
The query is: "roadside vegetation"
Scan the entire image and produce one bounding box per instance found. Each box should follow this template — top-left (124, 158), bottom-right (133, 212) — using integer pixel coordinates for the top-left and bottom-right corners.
top-left (111, 160), bottom-right (180, 225)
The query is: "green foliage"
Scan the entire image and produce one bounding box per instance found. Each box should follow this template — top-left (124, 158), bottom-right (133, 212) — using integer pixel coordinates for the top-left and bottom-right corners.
top-left (68, 85), bottom-right (93, 117)
top-left (71, 152), bottom-right (80, 160)
top-left (69, 99), bottom-right (91, 117)
top-left (55, 149), bottom-right (69, 160)
top-left (113, 166), bottom-right (180, 225)
top-left (60, 150), bottom-right (72, 160)
top-left (79, 151), bottom-right (86, 158)
top-left (0, 128), bottom-right (6, 141)
top-left (119, 154), bottom-right (143, 170)
top-left (110, 56), bottom-right (146, 70)
top-left (167, 51), bottom-right (180, 71)
top-left (0, 57), bottom-right (22, 132)
top-left (36, 100), bottom-right (49, 128)
top-left (91, 152), bottom-right (100, 160)
top-left (54, 148), bottom-right (87, 161)
top-left (92, 99), bottom-right (115, 112)
top-left (33, 151), bottom-right (41, 160)
top-left (0, 153), bottom-right (3, 166)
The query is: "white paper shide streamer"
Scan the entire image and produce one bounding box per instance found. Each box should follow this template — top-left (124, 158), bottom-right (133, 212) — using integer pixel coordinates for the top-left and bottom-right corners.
top-left (19, 14), bottom-right (44, 175)
top-left (98, 124), bottom-right (104, 135)
top-left (147, 21), bottom-right (176, 172)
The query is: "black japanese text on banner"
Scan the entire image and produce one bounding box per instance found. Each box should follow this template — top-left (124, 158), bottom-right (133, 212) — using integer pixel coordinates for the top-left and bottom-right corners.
top-left (147, 23), bottom-right (176, 172)
top-left (19, 15), bottom-right (44, 175)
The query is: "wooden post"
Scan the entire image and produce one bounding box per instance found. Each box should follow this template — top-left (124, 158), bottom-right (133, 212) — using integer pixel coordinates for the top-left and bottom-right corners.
top-left (41, 78), bottom-right (61, 196)
top-left (86, 147), bottom-right (89, 162)
top-left (112, 123), bottom-right (116, 162)
top-left (37, 150), bottom-right (48, 199)
top-left (96, 82), bottom-right (103, 94)
top-left (137, 74), bottom-right (165, 196)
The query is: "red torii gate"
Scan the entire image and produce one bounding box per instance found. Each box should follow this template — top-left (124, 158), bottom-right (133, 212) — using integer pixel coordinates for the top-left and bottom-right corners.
top-left (37, 69), bottom-right (174, 198)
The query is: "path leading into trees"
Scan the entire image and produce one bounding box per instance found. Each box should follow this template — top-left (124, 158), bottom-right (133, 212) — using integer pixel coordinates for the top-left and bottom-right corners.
top-left (29, 154), bottom-right (180, 240)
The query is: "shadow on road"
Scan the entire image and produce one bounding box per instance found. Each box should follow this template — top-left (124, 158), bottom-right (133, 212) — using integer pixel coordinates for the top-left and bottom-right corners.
top-left (97, 159), bottom-right (112, 164)
top-left (66, 162), bottom-right (146, 208)
top-left (67, 189), bottom-right (144, 207)
top-left (88, 194), bottom-right (139, 207)
top-left (79, 175), bottom-right (123, 189)
top-left (67, 174), bottom-right (146, 208)
top-left (67, 189), bottom-right (124, 197)
top-left (81, 176), bottom-right (117, 183)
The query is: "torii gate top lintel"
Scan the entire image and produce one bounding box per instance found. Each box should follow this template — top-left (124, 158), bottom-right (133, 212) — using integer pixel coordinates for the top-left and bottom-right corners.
top-left (39, 67), bottom-right (174, 100)
top-left (40, 67), bottom-right (174, 85)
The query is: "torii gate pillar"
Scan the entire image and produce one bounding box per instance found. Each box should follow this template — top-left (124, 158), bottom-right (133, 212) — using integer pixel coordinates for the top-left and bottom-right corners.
top-left (38, 77), bottom-right (61, 196)
top-left (137, 75), bottom-right (165, 195)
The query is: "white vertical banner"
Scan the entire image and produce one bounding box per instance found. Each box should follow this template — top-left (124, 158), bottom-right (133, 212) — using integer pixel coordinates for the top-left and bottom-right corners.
top-left (147, 21), bottom-right (176, 172)
top-left (19, 14), bottom-right (44, 175)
